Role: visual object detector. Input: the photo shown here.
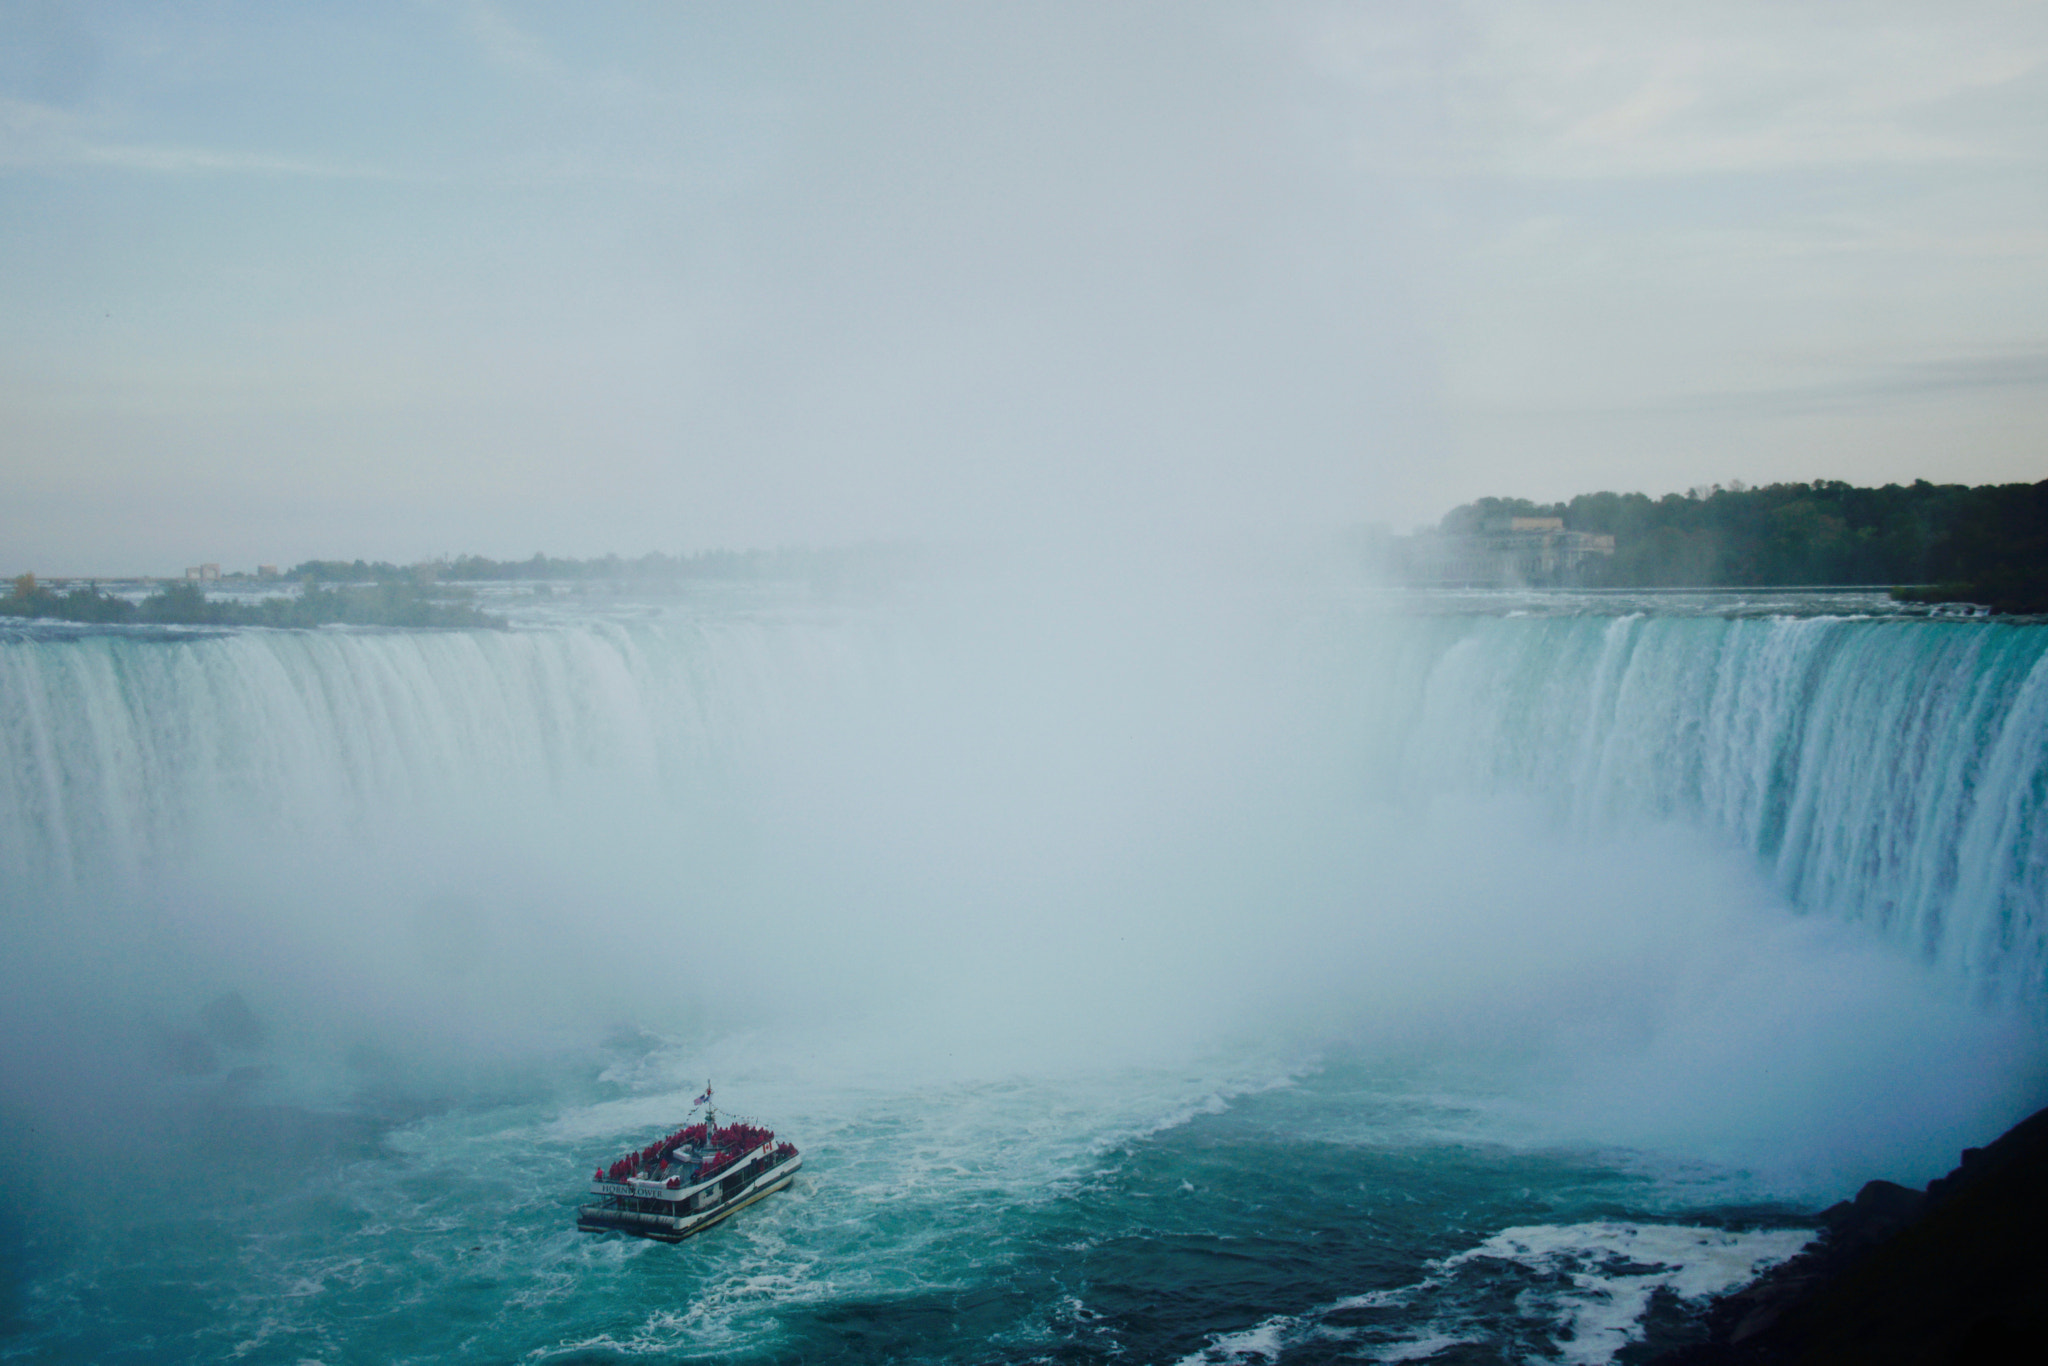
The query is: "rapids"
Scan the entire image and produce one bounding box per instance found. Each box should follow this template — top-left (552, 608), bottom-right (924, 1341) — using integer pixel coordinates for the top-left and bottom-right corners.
top-left (2, 586), bottom-right (2043, 1363)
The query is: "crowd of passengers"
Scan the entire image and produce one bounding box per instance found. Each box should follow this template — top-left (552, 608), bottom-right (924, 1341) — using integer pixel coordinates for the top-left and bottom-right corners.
top-left (597, 1121), bottom-right (793, 1184)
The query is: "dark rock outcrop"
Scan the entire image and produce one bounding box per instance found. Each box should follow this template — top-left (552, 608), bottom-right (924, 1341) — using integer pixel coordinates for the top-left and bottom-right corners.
top-left (1658, 1106), bottom-right (2048, 1364)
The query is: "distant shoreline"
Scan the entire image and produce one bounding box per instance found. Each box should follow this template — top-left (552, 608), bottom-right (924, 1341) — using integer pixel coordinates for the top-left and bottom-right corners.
top-left (1394, 479), bottom-right (2048, 612)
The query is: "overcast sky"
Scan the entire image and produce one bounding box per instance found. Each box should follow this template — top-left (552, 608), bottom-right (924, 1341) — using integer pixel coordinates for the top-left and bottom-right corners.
top-left (4, 1), bottom-right (2045, 575)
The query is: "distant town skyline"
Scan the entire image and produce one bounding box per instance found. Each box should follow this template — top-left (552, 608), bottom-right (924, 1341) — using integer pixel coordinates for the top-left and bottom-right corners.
top-left (5, 1), bottom-right (2046, 577)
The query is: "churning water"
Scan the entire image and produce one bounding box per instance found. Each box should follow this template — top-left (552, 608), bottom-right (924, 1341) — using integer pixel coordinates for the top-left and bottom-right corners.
top-left (3, 583), bottom-right (2044, 1363)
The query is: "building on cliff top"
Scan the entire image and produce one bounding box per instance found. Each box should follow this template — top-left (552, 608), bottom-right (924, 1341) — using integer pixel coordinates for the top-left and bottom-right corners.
top-left (1401, 517), bottom-right (1615, 588)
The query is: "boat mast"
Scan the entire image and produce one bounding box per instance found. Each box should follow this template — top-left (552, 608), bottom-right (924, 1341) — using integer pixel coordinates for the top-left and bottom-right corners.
top-left (703, 1080), bottom-right (716, 1134)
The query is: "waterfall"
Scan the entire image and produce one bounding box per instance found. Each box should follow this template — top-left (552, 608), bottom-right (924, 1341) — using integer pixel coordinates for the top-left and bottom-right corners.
top-left (0, 616), bottom-right (871, 895)
top-left (1373, 613), bottom-right (2048, 1006)
top-left (7, 601), bottom-right (2043, 1366)
top-left (4, 604), bottom-right (2045, 1013)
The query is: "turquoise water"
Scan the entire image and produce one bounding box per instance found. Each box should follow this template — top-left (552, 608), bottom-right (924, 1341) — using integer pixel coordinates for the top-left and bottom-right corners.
top-left (3, 588), bottom-right (2044, 1362)
top-left (4, 1048), bottom-right (1817, 1365)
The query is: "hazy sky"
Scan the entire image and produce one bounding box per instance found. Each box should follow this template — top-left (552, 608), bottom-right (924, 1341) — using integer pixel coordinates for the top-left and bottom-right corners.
top-left (4, 1), bottom-right (2045, 574)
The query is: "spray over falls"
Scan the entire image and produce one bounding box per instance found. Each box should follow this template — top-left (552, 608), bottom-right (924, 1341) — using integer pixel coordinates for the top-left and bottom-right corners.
top-left (6, 600), bottom-right (2043, 1012)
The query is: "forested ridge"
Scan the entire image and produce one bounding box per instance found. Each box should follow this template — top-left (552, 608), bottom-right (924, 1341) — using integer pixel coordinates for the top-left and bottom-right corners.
top-left (0, 577), bottom-right (502, 629)
top-left (288, 542), bottom-right (931, 586)
top-left (1, 542), bottom-right (934, 628)
top-left (1443, 479), bottom-right (2048, 610)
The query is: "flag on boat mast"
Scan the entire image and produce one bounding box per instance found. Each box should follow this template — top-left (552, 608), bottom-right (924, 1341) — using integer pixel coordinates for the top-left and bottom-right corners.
top-left (694, 1083), bottom-right (712, 1107)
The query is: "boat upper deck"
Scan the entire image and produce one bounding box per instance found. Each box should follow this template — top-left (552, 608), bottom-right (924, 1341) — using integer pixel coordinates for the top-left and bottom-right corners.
top-left (592, 1119), bottom-right (798, 1201)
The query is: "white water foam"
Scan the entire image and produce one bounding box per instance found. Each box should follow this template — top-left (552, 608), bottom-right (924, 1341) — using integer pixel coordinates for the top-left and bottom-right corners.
top-left (1178, 1221), bottom-right (1813, 1366)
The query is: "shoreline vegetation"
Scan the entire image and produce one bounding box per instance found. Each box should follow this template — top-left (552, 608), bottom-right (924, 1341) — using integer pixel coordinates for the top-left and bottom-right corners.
top-left (1419, 478), bottom-right (2048, 612)
top-left (1, 575), bottom-right (505, 630)
top-left (0, 544), bottom-right (934, 629)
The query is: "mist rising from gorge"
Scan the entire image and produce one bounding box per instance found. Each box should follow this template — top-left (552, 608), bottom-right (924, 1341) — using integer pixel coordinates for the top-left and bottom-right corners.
top-left (3, 574), bottom-right (2043, 1198)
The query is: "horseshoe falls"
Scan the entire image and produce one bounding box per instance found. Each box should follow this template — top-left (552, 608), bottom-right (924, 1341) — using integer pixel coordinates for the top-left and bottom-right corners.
top-left (3, 587), bottom-right (2045, 1365)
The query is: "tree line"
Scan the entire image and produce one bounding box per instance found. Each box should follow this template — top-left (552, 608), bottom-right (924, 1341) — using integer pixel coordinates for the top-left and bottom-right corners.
top-left (1440, 479), bottom-right (2048, 611)
top-left (1, 576), bottom-right (502, 629)
top-left (290, 543), bottom-right (932, 585)
top-left (2, 540), bottom-right (942, 629)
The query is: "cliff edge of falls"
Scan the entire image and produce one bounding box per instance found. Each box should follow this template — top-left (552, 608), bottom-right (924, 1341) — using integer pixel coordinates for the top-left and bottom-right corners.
top-left (1659, 1103), bottom-right (2048, 1364)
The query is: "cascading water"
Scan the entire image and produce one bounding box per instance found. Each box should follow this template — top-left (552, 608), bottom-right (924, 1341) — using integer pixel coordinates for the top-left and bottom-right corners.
top-left (1, 589), bottom-right (2043, 1364)
top-left (1361, 611), bottom-right (2048, 1006)
top-left (0, 614), bottom-right (864, 895)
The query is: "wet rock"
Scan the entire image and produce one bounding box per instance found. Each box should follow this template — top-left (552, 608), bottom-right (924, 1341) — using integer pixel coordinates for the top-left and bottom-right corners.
top-left (1655, 1105), bottom-right (2048, 1365)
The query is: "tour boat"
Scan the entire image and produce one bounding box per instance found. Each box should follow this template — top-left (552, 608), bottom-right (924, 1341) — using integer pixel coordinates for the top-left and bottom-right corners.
top-left (577, 1084), bottom-right (801, 1242)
